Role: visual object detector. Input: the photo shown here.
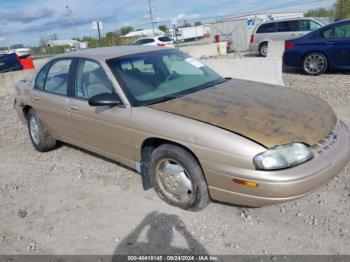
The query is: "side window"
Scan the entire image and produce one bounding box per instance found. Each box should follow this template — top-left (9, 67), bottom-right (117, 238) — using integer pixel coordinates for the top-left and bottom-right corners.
top-left (322, 27), bottom-right (334, 39)
top-left (334, 23), bottom-right (350, 38)
top-left (256, 23), bottom-right (275, 33)
top-left (35, 63), bottom-right (50, 90)
top-left (144, 38), bottom-right (155, 44)
top-left (277, 20), bottom-right (299, 32)
top-left (134, 39), bottom-right (143, 45)
top-left (45, 59), bottom-right (72, 95)
top-left (75, 59), bottom-right (114, 99)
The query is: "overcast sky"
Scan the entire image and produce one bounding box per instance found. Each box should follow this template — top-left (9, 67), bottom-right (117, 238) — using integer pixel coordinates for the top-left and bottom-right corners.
top-left (0, 0), bottom-right (335, 47)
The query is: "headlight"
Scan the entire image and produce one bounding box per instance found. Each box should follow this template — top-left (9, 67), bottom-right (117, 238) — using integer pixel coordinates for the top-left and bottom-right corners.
top-left (253, 143), bottom-right (314, 170)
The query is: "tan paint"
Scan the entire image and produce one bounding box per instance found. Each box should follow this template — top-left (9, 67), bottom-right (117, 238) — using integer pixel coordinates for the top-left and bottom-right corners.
top-left (13, 47), bottom-right (350, 207)
top-left (151, 79), bottom-right (337, 148)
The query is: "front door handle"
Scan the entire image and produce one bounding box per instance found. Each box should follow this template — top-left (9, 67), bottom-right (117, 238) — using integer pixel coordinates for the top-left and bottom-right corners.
top-left (325, 41), bottom-right (334, 45)
top-left (69, 105), bottom-right (79, 111)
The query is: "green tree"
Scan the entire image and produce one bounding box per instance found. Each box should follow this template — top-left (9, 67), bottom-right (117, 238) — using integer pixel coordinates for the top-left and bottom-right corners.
top-left (120, 26), bottom-right (134, 36)
top-left (305, 7), bottom-right (333, 18)
top-left (194, 21), bottom-right (202, 26)
top-left (179, 21), bottom-right (192, 28)
top-left (335, 0), bottom-right (350, 19)
top-left (159, 24), bottom-right (168, 33)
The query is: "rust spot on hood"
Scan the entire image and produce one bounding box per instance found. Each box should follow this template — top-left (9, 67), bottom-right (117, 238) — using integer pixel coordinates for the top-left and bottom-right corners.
top-left (150, 79), bottom-right (337, 148)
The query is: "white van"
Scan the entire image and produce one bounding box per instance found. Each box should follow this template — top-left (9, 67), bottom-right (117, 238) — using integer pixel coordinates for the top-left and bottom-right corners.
top-left (249, 18), bottom-right (323, 56)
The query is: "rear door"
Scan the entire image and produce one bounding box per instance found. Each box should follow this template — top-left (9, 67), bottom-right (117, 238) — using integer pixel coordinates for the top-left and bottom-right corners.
top-left (31, 58), bottom-right (74, 139)
top-left (157, 36), bottom-right (174, 47)
top-left (66, 58), bottom-right (135, 166)
top-left (276, 20), bottom-right (301, 40)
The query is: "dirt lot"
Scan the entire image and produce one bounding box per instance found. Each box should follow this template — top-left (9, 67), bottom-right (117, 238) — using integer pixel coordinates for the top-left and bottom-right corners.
top-left (1, 72), bottom-right (350, 255)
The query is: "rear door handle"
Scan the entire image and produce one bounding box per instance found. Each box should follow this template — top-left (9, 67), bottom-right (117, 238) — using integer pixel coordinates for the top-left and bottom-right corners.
top-left (69, 105), bottom-right (79, 111)
top-left (325, 41), bottom-right (334, 44)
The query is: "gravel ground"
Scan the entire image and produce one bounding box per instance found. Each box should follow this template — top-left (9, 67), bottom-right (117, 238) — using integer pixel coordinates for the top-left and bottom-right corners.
top-left (1, 73), bottom-right (350, 255)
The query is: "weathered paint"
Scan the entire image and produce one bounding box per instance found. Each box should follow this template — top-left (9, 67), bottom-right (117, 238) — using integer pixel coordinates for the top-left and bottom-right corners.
top-left (150, 79), bottom-right (337, 148)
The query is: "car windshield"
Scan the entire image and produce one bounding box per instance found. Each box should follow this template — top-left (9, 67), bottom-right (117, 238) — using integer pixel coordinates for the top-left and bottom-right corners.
top-left (106, 49), bottom-right (224, 106)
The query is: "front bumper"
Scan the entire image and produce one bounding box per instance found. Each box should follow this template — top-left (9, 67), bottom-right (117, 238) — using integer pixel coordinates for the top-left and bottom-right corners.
top-left (203, 121), bottom-right (350, 207)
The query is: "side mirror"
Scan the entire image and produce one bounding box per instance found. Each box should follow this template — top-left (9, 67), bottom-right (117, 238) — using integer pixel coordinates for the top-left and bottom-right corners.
top-left (88, 93), bottom-right (123, 107)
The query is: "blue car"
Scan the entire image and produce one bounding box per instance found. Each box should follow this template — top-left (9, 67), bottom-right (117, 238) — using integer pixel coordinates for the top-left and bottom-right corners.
top-left (283, 19), bottom-right (350, 75)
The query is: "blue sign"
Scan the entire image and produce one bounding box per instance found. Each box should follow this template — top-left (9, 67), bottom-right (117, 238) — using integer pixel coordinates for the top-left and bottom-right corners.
top-left (247, 18), bottom-right (255, 26)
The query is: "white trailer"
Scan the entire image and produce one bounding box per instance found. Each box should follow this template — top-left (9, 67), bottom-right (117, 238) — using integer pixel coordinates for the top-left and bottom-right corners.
top-left (171, 26), bottom-right (204, 42)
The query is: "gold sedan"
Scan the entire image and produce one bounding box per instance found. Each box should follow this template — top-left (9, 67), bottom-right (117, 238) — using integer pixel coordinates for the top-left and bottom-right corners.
top-left (14, 46), bottom-right (350, 211)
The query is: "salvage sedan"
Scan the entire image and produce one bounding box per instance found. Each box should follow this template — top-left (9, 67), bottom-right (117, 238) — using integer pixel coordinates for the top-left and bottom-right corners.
top-left (14, 46), bottom-right (350, 211)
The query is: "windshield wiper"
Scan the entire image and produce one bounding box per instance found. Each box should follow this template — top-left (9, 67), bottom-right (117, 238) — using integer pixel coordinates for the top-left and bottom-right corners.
top-left (205, 78), bottom-right (230, 88)
top-left (148, 94), bottom-right (183, 105)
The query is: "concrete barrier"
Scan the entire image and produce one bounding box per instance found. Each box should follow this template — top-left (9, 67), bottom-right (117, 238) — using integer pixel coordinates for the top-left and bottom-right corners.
top-left (202, 57), bottom-right (284, 86)
top-left (179, 43), bottom-right (218, 59)
top-left (268, 41), bottom-right (285, 58)
top-left (0, 59), bottom-right (49, 97)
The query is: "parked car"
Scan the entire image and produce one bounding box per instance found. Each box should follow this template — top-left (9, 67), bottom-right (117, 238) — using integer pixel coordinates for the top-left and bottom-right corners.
top-left (249, 18), bottom-right (323, 56)
top-left (284, 19), bottom-right (350, 75)
top-left (133, 36), bottom-right (174, 47)
top-left (14, 46), bottom-right (350, 211)
top-left (0, 53), bottom-right (22, 73)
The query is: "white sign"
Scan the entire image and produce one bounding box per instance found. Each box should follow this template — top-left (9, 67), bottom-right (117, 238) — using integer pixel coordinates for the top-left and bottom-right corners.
top-left (92, 21), bottom-right (103, 30)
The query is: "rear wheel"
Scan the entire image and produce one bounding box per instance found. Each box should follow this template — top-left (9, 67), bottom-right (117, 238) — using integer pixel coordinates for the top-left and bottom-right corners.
top-left (259, 42), bottom-right (268, 57)
top-left (303, 52), bottom-right (328, 75)
top-left (149, 144), bottom-right (210, 211)
top-left (27, 109), bottom-right (57, 152)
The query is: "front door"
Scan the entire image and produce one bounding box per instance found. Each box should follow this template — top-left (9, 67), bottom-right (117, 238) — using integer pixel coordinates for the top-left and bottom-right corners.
top-left (66, 58), bottom-right (135, 166)
top-left (330, 22), bottom-right (350, 68)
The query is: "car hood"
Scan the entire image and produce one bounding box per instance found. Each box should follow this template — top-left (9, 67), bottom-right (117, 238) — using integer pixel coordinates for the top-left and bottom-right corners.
top-left (149, 79), bottom-right (337, 148)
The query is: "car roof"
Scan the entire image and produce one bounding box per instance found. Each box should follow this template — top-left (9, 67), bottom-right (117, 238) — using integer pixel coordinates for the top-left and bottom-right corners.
top-left (259, 17), bottom-right (320, 25)
top-left (55, 46), bottom-right (172, 60)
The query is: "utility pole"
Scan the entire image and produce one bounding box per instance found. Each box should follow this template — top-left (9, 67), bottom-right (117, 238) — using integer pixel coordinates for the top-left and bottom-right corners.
top-left (147, 0), bottom-right (155, 36)
top-left (97, 21), bottom-right (101, 41)
top-left (66, 6), bottom-right (77, 40)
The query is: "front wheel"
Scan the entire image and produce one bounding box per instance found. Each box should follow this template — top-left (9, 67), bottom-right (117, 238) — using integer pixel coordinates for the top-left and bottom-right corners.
top-left (149, 144), bottom-right (210, 211)
top-left (27, 109), bottom-right (57, 152)
top-left (303, 52), bottom-right (328, 75)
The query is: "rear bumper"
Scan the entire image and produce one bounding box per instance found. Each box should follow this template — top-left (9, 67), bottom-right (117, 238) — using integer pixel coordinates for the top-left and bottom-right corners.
top-left (249, 43), bottom-right (259, 53)
top-left (203, 121), bottom-right (350, 207)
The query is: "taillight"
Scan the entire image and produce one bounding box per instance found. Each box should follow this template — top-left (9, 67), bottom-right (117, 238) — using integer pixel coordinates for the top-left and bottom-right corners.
top-left (250, 35), bottom-right (254, 44)
top-left (285, 42), bottom-right (295, 49)
top-left (157, 43), bottom-right (165, 47)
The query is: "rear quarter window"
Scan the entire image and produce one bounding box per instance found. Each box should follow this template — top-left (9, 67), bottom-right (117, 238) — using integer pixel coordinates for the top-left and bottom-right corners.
top-left (256, 23), bottom-right (275, 33)
top-left (35, 63), bottom-right (51, 90)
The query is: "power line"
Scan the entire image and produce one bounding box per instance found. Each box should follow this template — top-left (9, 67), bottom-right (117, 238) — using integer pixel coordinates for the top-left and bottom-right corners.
top-left (132, 0), bottom-right (331, 28)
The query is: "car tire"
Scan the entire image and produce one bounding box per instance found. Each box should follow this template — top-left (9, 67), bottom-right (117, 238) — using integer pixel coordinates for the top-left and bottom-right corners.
top-left (27, 108), bottom-right (57, 152)
top-left (259, 42), bottom-right (268, 57)
top-left (149, 144), bottom-right (210, 211)
top-left (302, 52), bottom-right (328, 76)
